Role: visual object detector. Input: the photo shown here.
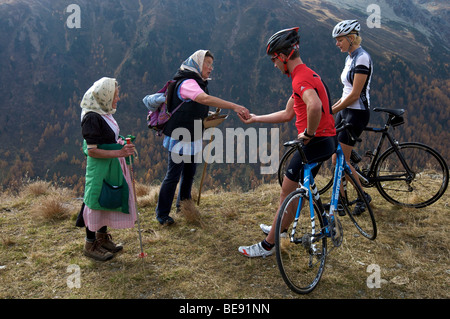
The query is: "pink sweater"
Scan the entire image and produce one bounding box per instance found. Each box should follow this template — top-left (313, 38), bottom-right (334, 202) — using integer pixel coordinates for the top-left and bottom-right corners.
top-left (178, 79), bottom-right (204, 101)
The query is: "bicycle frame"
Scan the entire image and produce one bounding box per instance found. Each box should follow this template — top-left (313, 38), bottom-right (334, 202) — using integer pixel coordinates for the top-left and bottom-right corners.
top-left (330, 144), bottom-right (351, 218)
top-left (356, 125), bottom-right (414, 184)
top-left (290, 144), bottom-right (350, 242)
top-left (290, 160), bottom-right (320, 243)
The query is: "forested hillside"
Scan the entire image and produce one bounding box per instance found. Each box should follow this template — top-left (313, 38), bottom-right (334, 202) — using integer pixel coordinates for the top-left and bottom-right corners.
top-left (0, 0), bottom-right (448, 195)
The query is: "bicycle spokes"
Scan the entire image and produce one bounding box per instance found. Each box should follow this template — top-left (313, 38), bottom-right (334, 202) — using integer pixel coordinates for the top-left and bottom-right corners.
top-left (275, 189), bottom-right (327, 294)
top-left (341, 173), bottom-right (377, 240)
top-left (375, 143), bottom-right (448, 207)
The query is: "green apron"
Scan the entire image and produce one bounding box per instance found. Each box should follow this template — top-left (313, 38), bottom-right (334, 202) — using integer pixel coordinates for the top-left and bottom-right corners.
top-left (83, 141), bottom-right (129, 214)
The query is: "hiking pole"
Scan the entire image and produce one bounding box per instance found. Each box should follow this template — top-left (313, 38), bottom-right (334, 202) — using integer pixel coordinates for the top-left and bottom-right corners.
top-left (126, 138), bottom-right (147, 259)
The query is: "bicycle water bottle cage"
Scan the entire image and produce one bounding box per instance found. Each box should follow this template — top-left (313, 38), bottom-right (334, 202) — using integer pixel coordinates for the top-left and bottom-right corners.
top-left (350, 150), bottom-right (362, 164)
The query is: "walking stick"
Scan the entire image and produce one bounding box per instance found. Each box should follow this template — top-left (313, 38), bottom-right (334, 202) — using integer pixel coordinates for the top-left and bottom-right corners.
top-left (126, 138), bottom-right (147, 259)
top-left (197, 110), bottom-right (228, 206)
top-left (197, 135), bottom-right (213, 206)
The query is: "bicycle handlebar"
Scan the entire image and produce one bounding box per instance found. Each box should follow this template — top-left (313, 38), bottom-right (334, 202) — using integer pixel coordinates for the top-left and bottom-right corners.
top-left (282, 120), bottom-right (361, 164)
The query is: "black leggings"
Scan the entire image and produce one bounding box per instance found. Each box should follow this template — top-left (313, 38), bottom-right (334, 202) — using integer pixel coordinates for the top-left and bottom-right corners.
top-left (86, 226), bottom-right (107, 241)
top-left (335, 108), bottom-right (370, 146)
top-left (76, 202), bottom-right (107, 241)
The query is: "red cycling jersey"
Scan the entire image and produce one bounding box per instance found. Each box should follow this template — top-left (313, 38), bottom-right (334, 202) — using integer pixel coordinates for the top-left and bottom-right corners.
top-left (291, 64), bottom-right (336, 137)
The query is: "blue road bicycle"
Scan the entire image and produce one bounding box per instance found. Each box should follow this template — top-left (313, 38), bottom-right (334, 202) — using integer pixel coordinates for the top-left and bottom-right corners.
top-left (275, 134), bottom-right (376, 294)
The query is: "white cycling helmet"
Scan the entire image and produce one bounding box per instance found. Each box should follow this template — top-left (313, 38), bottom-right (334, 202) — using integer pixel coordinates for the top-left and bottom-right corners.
top-left (332, 20), bottom-right (360, 38)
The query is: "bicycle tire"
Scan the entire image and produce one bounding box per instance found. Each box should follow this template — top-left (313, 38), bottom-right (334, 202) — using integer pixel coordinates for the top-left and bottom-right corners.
top-left (374, 142), bottom-right (449, 208)
top-left (340, 171), bottom-right (377, 240)
top-left (278, 148), bottom-right (334, 195)
top-left (278, 147), bottom-right (296, 186)
top-left (275, 189), bottom-right (327, 294)
top-left (318, 162), bottom-right (335, 195)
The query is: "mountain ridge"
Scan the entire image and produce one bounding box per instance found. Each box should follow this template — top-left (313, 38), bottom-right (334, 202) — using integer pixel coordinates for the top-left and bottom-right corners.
top-left (0, 0), bottom-right (448, 192)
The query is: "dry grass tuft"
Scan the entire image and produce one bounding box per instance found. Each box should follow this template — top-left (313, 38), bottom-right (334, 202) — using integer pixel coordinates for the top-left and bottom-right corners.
top-left (19, 180), bottom-right (77, 221)
top-left (135, 182), bottom-right (151, 197)
top-left (179, 199), bottom-right (203, 227)
top-left (21, 180), bottom-right (53, 197)
top-left (31, 194), bottom-right (72, 221)
top-left (1, 236), bottom-right (16, 247)
top-left (143, 228), bottom-right (162, 244)
top-left (137, 184), bottom-right (159, 208)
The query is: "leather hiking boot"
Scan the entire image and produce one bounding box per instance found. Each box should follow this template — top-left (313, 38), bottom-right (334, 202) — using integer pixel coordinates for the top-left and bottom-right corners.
top-left (96, 232), bottom-right (123, 253)
top-left (84, 240), bottom-right (114, 261)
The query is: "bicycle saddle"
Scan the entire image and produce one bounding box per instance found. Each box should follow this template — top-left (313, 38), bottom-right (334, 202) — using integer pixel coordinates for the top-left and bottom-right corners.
top-left (284, 139), bottom-right (302, 147)
top-left (373, 108), bottom-right (405, 117)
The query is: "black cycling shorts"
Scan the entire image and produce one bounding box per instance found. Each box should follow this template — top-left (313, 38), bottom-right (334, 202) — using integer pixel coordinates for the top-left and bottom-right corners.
top-left (335, 108), bottom-right (370, 146)
top-left (285, 135), bottom-right (338, 183)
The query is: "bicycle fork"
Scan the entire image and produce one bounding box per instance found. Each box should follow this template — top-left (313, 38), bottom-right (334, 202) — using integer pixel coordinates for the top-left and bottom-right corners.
top-left (290, 165), bottom-right (323, 265)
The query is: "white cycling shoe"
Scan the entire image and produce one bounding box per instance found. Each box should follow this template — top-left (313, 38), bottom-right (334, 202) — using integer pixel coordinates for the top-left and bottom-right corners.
top-left (260, 223), bottom-right (287, 238)
top-left (260, 223), bottom-right (271, 234)
top-left (238, 242), bottom-right (274, 258)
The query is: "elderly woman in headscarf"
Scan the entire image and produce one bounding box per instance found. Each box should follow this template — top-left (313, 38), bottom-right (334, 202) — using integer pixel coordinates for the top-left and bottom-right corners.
top-left (155, 50), bottom-right (250, 226)
top-left (76, 77), bottom-right (137, 261)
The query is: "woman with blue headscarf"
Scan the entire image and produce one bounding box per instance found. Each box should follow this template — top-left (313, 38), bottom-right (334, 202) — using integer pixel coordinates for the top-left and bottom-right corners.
top-left (155, 50), bottom-right (249, 225)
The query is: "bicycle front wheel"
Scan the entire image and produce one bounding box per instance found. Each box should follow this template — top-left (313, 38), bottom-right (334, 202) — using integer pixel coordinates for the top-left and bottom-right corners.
top-left (341, 172), bottom-right (377, 240)
top-left (275, 189), bottom-right (327, 294)
top-left (375, 142), bottom-right (449, 208)
top-left (278, 148), bottom-right (334, 195)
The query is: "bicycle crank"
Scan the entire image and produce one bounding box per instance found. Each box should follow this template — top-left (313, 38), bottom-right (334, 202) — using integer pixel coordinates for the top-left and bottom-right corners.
top-left (331, 217), bottom-right (344, 247)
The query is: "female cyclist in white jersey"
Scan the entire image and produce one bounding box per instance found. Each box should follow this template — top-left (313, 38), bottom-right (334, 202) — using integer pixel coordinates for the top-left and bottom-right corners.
top-left (331, 20), bottom-right (373, 215)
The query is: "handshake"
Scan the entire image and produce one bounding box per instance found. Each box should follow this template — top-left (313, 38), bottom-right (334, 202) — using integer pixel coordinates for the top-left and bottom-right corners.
top-left (234, 104), bottom-right (256, 124)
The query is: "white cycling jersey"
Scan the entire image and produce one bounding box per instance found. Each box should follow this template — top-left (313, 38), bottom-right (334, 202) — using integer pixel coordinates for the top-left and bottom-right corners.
top-left (340, 47), bottom-right (373, 110)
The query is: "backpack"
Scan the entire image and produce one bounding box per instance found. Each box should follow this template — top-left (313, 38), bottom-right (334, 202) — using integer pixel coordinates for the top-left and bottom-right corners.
top-left (144, 80), bottom-right (185, 136)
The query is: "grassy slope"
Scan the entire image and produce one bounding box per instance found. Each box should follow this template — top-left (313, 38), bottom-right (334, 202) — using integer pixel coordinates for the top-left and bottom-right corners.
top-left (0, 180), bottom-right (448, 299)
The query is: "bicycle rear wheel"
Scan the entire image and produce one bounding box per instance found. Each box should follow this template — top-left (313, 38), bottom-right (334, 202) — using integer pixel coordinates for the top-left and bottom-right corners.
top-left (275, 189), bottom-right (327, 294)
top-left (375, 142), bottom-right (449, 208)
top-left (340, 172), bottom-right (377, 240)
top-left (278, 147), bottom-right (296, 185)
top-left (278, 148), bottom-right (334, 195)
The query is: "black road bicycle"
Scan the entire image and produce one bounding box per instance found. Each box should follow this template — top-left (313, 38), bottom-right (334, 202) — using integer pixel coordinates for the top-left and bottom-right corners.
top-left (278, 108), bottom-right (449, 208)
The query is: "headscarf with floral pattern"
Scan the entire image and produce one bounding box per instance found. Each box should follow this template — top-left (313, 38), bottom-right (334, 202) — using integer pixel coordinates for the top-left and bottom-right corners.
top-left (80, 77), bottom-right (118, 121)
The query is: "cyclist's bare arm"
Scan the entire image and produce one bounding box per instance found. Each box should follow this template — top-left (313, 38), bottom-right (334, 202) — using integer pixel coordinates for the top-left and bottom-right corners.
top-left (301, 88), bottom-right (322, 137)
top-left (239, 96), bottom-right (295, 124)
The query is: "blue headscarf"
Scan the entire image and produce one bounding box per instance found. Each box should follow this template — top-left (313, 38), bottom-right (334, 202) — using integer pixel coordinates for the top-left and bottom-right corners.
top-left (179, 50), bottom-right (211, 80)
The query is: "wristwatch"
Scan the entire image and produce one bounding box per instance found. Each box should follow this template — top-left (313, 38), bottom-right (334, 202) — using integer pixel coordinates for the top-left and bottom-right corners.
top-left (303, 128), bottom-right (315, 139)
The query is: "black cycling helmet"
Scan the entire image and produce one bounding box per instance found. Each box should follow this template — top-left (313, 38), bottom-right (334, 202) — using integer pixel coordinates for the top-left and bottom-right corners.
top-left (266, 27), bottom-right (300, 55)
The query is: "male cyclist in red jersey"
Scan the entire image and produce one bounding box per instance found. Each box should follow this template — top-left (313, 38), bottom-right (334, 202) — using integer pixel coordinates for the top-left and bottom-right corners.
top-left (238, 27), bottom-right (337, 257)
